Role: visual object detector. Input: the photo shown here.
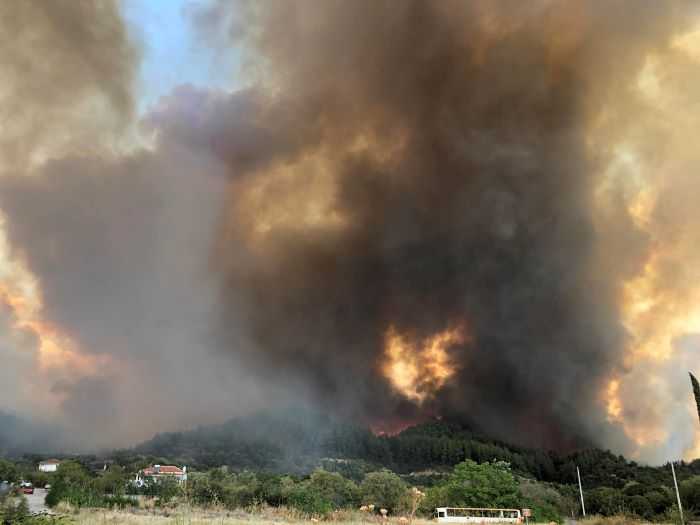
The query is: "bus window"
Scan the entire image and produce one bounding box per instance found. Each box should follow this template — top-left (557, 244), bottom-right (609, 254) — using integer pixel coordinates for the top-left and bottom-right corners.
top-left (438, 512), bottom-right (445, 518)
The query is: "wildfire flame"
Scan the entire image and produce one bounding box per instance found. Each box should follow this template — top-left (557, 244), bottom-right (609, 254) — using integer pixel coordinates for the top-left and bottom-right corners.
top-left (603, 376), bottom-right (667, 448)
top-left (603, 192), bottom-right (700, 455)
top-left (382, 324), bottom-right (468, 404)
top-left (0, 218), bottom-right (110, 406)
top-left (592, 24), bottom-right (700, 459)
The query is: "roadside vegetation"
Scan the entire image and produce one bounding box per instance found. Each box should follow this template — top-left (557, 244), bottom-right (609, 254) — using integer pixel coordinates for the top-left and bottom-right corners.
top-left (0, 486), bottom-right (67, 524)
top-left (2, 411), bottom-right (699, 523)
top-left (2, 457), bottom-right (571, 521)
top-left (0, 455), bottom-right (667, 524)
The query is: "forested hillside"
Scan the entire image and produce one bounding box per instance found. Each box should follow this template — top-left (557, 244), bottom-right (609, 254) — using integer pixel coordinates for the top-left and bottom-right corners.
top-left (130, 407), bottom-right (700, 489)
top-left (6, 407), bottom-right (700, 521)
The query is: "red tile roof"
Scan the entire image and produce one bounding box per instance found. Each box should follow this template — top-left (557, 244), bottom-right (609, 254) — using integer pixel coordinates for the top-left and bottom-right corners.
top-left (142, 465), bottom-right (184, 476)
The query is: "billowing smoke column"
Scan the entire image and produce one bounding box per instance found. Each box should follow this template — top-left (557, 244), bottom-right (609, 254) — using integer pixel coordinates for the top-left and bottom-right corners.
top-left (1, 0), bottom-right (700, 458)
top-left (196, 1), bottom-right (696, 450)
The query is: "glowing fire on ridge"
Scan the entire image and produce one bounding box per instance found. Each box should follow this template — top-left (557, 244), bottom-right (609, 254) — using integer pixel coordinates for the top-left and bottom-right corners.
top-left (382, 324), bottom-right (468, 404)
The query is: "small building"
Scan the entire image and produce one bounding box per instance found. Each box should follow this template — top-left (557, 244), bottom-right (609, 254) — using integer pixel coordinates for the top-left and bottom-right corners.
top-left (87, 459), bottom-right (114, 474)
top-left (134, 464), bottom-right (187, 486)
top-left (38, 459), bottom-right (61, 473)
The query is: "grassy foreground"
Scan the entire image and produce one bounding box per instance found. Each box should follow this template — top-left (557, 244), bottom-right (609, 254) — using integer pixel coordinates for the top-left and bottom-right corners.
top-left (579, 518), bottom-right (662, 525)
top-left (68, 508), bottom-right (437, 525)
top-left (59, 509), bottom-right (660, 525)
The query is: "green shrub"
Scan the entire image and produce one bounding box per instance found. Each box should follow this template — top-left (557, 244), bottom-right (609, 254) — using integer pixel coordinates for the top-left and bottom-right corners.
top-left (0, 461), bottom-right (18, 484)
top-left (519, 479), bottom-right (565, 523)
top-left (645, 489), bottom-right (672, 514)
top-left (442, 460), bottom-right (519, 508)
top-left (530, 502), bottom-right (562, 524)
top-left (681, 476), bottom-right (700, 512)
top-left (104, 494), bottom-right (138, 509)
top-left (93, 465), bottom-right (128, 496)
top-left (621, 482), bottom-right (645, 497)
top-left (288, 482), bottom-right (333, 516)
top-left (189, 476), bottom-right (220, 506)
top-left (585, 487), bottom-right (624, 516)
top-left (45, 460), bottom-right (141, 510)
top-left (155, 478), bottom-right (181, 504)
top-left (360, 470), bottom-right (407, 513)
top-left (308, 469), bottom-right (359, 508)
top-left (420, 484), bottom-right (448, 516)
top-left (625, 494), bottom-right (653, 520)
top-left (1, 496), bottom-right (30, 524)
top-left (227, 482), bottom-right (257, 508)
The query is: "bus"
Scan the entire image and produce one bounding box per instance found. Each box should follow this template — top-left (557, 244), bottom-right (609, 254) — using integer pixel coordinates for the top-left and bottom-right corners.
top-left (435, 507), bottom-right (522, 523)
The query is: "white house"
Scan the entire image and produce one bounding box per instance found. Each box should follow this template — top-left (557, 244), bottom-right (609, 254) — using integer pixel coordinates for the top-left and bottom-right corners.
top-left (38, 459), bottom-right (61, 473)
top-left (134, 464), bottom-right (187, 487)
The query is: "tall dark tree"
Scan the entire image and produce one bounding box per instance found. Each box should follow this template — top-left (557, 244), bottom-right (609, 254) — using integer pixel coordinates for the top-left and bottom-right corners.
top-left (690, 373), bottom-right (700, 424)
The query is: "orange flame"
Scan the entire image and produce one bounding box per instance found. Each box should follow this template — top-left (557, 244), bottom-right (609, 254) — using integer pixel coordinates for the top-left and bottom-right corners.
top-left (382, 324), bottom-right (468, 404)
top-left (603, 377), bottom-right (667, 449)
top-left (0, 221), bottom-right (110, 390)
top-left (605, 379), bottom-right (623, 420)
top-left (0, 281), bottom-right (104, 375)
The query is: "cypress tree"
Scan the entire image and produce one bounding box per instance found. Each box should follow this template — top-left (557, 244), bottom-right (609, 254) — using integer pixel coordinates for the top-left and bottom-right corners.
top-left (690, 372), bottom-right (700, 423)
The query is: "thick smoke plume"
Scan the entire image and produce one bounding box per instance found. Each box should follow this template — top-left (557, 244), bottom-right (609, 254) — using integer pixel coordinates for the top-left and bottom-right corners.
top-left (1, 0), bottom-right (700, 460)
top-left (0, 1), bottom-right (136, 171)
top-left (200, 1), bottom-right (698, 451)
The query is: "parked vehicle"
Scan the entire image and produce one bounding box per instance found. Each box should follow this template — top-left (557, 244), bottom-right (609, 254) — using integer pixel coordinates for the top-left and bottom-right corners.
top-left (435, 508), bottom-right (522, 524)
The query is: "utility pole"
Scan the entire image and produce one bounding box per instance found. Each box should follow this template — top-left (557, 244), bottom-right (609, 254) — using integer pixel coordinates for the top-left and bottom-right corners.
top-left (577, 466), bottom-right (586, 517)
top-left (672, 461), bottom-right (684, 525)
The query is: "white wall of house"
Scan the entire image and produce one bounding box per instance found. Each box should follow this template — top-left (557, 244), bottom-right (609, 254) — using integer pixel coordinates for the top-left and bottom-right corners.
top-left (135, 465), bottom-right (188, 486)
top-left (38, 463), bottom-right (59, 473)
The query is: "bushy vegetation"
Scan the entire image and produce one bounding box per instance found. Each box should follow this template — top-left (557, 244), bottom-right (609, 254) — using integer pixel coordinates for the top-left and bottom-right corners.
top-left (419, 460), bottom-right (569, 523)
top-left (427, 460), bottom-right (519, 509)
top-left (123, 408), bottom-right (700, 521)
top-left (3, 456), bottom-right (572, 521)
top-left (359, 470), bottom-right (407, 512)
top-left (3, 450), bottom-right (700, 522)
top-left (0, 460), bottom-right (18, 484)
top-left (130, 408), bottom-right (700, 489)
top-left (187, 468), bottom-right (401, 516)
top-left (44, 461), bottom-right (137, 510)
top-left (0, 458), bottom-right (52, 490)
top-left (4, 408), bottom-right (700, 522)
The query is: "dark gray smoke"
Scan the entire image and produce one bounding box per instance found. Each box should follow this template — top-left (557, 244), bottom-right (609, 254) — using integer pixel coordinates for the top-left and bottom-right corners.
top-left (1, 0), bottom-right (699, 457)
top-left (193, 0), bottom-right (696, 450)
top-left (0, 0), bottom-right (137, 172)
top-left (0, 411), bottom-right (67, 456)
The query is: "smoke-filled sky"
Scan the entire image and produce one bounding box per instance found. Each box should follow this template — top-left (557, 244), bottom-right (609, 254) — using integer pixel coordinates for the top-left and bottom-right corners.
top-left (2, 0), bottom-right (700, 463)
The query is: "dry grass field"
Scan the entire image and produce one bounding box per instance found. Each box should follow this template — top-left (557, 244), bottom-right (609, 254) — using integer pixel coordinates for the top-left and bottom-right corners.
top-left (59, 509), bottom-right (661, 525)
top-left (579, 518), bottom-right (661, 525)
top-left (69, 508), bottom-right (438, 525)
